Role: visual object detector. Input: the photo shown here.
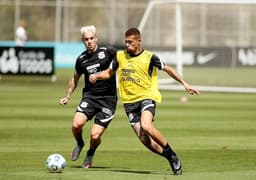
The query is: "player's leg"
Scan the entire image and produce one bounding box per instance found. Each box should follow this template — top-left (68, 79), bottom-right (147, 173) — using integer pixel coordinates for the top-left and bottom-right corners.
top-left (132, 119), bottom-right (177, 160)
top-left (125, 101), bottom-right (166, 156)
top-left (124, 100), bottom-right (181, 174)
top-left (140, 110), bottom-right (168, 146)
top-left (89, 124), bottom-right (105, 150)
top-left (132, 122), bottom-right (163, 155)
top-left (82, 124), bottom-right (105, 168)
top-left (140, 100), bottom-right (182, 175)
top-left (83, 97), bottom-right (116, 168)
top-left (141, 110), bottom-right (182, 175)
top-left (71, 112), bottom-right (88, 161)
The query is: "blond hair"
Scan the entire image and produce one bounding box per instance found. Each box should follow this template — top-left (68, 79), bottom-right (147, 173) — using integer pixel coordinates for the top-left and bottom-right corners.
top-left (80, 25), bottom-right (96, 36)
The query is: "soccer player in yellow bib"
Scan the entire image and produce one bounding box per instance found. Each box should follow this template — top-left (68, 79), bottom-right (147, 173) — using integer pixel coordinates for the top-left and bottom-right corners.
top-left (89, 27), bottom-right (200, 175)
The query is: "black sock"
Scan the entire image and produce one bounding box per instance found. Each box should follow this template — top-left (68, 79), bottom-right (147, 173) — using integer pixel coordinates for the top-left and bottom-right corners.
top-left (77, 139), bottom-right (84, 147)
top-left (87, 148), bottom-right (96, 156)
top-left (162, 143), bottom-right (176, 159)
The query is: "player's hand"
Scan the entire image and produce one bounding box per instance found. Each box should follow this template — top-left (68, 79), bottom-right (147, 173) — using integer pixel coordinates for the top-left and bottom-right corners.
top-left (184, 83), bottom-right (200, 95)
top-left (89, 74), bottom-right (97, 84)
top-left (59, 96), bottom-right (70, 105)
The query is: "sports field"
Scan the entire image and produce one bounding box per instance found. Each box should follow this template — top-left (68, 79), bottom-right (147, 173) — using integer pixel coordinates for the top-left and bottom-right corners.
top-left (0, 68), bottom-right (256, 180)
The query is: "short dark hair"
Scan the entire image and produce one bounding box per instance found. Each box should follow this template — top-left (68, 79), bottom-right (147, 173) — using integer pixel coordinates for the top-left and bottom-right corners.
top-left (125, 27), bottom-right (141, 37)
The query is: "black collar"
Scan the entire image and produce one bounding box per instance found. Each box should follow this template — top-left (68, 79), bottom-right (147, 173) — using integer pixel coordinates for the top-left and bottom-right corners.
top-left (127, 49), bottom-right (144, 57)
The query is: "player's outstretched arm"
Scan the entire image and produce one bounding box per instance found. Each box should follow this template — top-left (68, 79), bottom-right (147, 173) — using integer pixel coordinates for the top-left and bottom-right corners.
top-left (163, 65), bottom-right (200, 95)
top-left (59, 73), bottom-right (81, 105)
top-left (89, 68), bottom-right (114, 84)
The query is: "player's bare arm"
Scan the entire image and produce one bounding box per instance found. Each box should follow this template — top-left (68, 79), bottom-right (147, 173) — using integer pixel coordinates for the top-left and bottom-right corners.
top-left (163, 65), bottom-right (200, 95)
top-left (89, 68), bottom-right (114, 84)
top-left (59, 73), bottom-right (81, 105)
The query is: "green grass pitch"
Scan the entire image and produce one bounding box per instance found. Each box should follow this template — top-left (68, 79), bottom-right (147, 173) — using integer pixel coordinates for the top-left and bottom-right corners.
top-left (0, 68), bottom-right (256, 180)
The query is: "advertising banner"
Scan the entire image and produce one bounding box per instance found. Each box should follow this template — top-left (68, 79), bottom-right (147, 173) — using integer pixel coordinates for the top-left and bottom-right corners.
top-left (237, 47), bottom-right (256, 66)
top-left (1, 42), bottom-right (255, 69)
top-left (154, 47), bottom-right (232, 67)
top-left (0, 46), bottom-right (54, 75)
top-left (154, 47), bottom-right (256, 67)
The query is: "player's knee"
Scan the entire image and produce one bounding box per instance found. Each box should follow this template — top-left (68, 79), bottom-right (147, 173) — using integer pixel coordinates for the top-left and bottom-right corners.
top-left (73, 114), bottom-right (87, 129)
top-left (72, 123), bottom-right (82, 130)
top-left (72, 119), bottom-right (85, 129)
top-left (141, 122), bottom-right (152, 134)
top-left (90, 132), bottom-right (101, 141)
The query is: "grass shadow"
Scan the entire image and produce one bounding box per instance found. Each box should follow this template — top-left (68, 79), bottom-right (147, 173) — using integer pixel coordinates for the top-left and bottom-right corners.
top-left (69, 165), bottom-right (168, 175)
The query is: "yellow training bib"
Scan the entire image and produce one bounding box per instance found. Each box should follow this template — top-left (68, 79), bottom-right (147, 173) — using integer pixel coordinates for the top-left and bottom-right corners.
top-left (116, 50), bottom-right (162, 103)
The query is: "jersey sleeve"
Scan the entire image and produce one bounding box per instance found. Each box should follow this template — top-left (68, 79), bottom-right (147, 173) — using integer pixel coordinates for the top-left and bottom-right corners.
top-left (107, 46), bottom-right (118, 57)
top-left (150, 54), bottom-right (165, 70)
top-left (75, 56), bottom-right (83, 75)
top-left (106, 46), bottom-right (118, 71)
top-left (110, 56), bottom-right (119, 71)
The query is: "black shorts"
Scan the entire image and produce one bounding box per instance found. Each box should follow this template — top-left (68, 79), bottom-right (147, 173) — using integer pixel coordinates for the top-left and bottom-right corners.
top-left (76, 96), bottom-right (117, 128)
top-left (123, 99), bottom-right (156, 126)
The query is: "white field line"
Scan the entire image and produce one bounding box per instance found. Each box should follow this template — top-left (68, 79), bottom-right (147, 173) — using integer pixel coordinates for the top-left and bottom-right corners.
top-left (159, 84), bottom-right (256, 93)
top-left (158, 78), bottom-right (256, 93)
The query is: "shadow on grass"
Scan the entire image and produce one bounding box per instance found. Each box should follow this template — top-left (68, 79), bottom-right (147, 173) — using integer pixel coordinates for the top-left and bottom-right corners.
top-left (69, 165), bottom-right (166, 175)
top-left (69, 165), bottom-right (111, 169)
top-left (109, 169), bottom-right (157, 175)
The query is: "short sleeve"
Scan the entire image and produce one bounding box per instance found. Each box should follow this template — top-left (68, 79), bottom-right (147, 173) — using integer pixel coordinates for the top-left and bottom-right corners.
top-left (110, 56), bottom-right (119, 71)
top-left (107, 46), bottom-right (118, 57)
top-left (150, 54), bottom-right (165, 70)
top-left (75, 56), bottom-right (83, 75)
